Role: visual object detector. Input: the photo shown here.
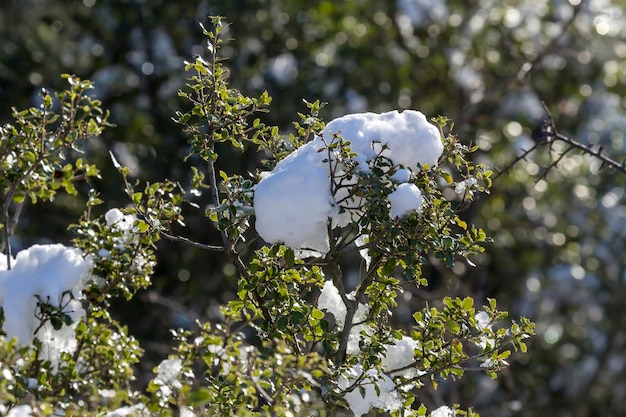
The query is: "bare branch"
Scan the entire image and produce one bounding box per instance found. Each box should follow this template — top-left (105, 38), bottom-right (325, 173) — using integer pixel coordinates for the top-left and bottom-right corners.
top-left (496, 102), bottom-right (626, 181)
top-left (553, 131), bottom-right (626, 175)
top-left (158, 229), bottom-right (225, 252)
top-left (534, 144), bottom-right (575, 184)
top-left (492, 140), bottom-right (545, 182)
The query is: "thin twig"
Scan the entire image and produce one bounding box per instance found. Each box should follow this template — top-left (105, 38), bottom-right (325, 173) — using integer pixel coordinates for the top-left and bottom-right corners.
top-left (158, 229), bottom-right (225, 251)
top-left (534, 144), bottom-right (575, 184)
top-left (495, 102), bottom-right (626, 181)
top-left (493, 140), bottom-right (545, 182)
top-left (553, 131), bottom-right (626, 175)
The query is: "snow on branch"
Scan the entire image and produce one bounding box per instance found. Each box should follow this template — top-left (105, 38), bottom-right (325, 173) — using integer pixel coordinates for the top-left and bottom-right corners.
top-left (253, 110), bottom-right (443, 255)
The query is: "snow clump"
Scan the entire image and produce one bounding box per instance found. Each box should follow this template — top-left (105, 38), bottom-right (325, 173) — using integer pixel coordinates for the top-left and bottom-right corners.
top-left (254, 110), bottom-right (442, 254)
top-left (105, 208), bottom-right (138, 247)
top-left (338, 364), bottom-right (403, 416)
top-left (0, 244), bottom-right (92, 371)
top-left (381, 336), bottom-right (421, 378)
top-left (317, 280), bottom-right (372, 354)
top-left (431, 405), bottom-right (456, 417)
top-left (5, 404), bottom-right (34, 417)
top-left (104, 404), bottom-right (150, 417)
top-left (475, 311), bottom-right (491, 330)
top-left (474, 311), bottom-right (496, 351)
top-left (154, 358), bottom-right (184, 396)
top-left (317, 280), bottom-right (347, 328)
top-left (388, 183), bottom-right (425, 219)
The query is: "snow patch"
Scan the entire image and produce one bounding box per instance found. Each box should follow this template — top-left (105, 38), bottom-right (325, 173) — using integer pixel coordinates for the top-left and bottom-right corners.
top-left (382, 336), bottom-right (420, 378)
top-left (0, 244), bottom-right (92, 371)
top-left (338, 364), bottom-right (402, 416)
top-left (388, 183), bottom-right (424, 218)
top-left (254, 110), bottom-right (442, 254)
top-left (154, 358), bottom-right (184, 396)
top-left (431, 405), bottom-right (456, 417)
top-left (317, 280), bottom-right (373, 355)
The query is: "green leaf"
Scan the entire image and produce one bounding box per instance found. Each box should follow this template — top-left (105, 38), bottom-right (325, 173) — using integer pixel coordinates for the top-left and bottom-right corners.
top-left (12, 193), bottom-right (26, 204)
top-left (311, 308), bottom-right (325, 320)
top-left (188, 387), bottom-right (212, 406)
top-left (454, 216), bottom-right (468, 230)
top-left (277, 316), bottom-right (289, 331)
top-left (50, 316), bottom-right (63, 331)
top-left (284, 248), bottom-right (295, 267)
top-left (413, 312), bottom-right (423, 323)
top-left (498, 350), bottom-right (511, 360)
top-left (23, 150), bottom-right (37, 163)
top-left (87, 118), bottom-right (99, 135)
top-left (136, 220), bottom-right (150, 233)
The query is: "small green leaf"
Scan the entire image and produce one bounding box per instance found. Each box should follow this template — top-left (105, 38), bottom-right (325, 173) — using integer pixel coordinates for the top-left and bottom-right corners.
top-left (189, 387), bottom-right (212, 406)
top-left (23, 150), bottom-right (37, 163)
top-left (311, 309), bottom-right (325, 320)
top-left (136, 220), bottom-right (150, 233)
top-left (87, 118), bottom-right (99, 135)
top-left (284, 249), bottom-right (295, 267)
top-left (50, 316), bottom-right (63, 331)
top-left (461, 297), bottom-right (474, 311)
top-left (277, 316), bottom-right (289, 331)
top-left (454, 216), bottom-right (467, 230)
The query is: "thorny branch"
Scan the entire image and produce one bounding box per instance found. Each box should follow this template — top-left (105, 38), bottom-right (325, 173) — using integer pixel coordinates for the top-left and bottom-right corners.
top-left (494, 102), bottom-right (626, 181)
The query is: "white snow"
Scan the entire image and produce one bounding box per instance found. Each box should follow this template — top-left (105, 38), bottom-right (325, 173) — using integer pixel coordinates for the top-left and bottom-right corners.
top-left (317, 280), bottom-right (373, 354)
top-left (253, 150), bottom-right (335, 253)
top-left (254, 110), bottom-right (442, 254)
top-left (474, 311), bottom-right (495, 351)
top-left (6, 405), bottom-right (33, 417)
top-left (0, 244), bottom-right (92, 370)
top-left (323, 110), bottom-right (442, 172)
top-left (105, 404), bottom-right (149, 417)
top-left (154, 357), bottom-right (185, 396)
top-left (475, 311), bottom-right (491, 330)
top-left (37, 298), bottom-right (85, 369)
top-left (388, 183), bottom-right (424, 219)
top-left (431, 405), bottom-right (456, 417)
top-left (338, 364), bottom-right (402, 416)
top-left (480, 357), bottom-right (496, 369)
top-left (105, 208), bottom-right (138, 248)
top-left (346, 302), bottom-right (373, 355)
top-left (390, 168), bottom-right (412, 183)
top-left (155, 358), bottom-right (183, 387)
top-left (318, 280), bottom-right (348, 328)
top-left (382, 336), bottom-right (420, 378)
top-left (454, 177), bottom-right (477, 195)
top-left (354, 233), bottom-right (372, 270)
top-left (0, 253), bottom-right (9, 271)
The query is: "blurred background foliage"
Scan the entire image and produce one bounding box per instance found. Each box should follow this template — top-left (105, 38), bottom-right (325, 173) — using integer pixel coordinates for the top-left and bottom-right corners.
top-left (2, 0), bottom-right (626, 415)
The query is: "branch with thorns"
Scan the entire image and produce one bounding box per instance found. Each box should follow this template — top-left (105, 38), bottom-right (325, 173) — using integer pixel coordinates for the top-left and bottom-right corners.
top-left (495, 102), bottom-right (626, 182)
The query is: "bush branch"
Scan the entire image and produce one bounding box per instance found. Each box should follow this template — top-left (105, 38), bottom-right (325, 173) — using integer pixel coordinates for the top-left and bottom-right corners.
top-left (495, 102), bottom-right (626, 181)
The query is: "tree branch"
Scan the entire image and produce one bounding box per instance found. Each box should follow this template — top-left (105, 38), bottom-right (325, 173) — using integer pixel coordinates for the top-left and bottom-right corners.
top-left (158, 229), bottom-right (225, 252)
top-left (495, 102), bottom-right (626, 181)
